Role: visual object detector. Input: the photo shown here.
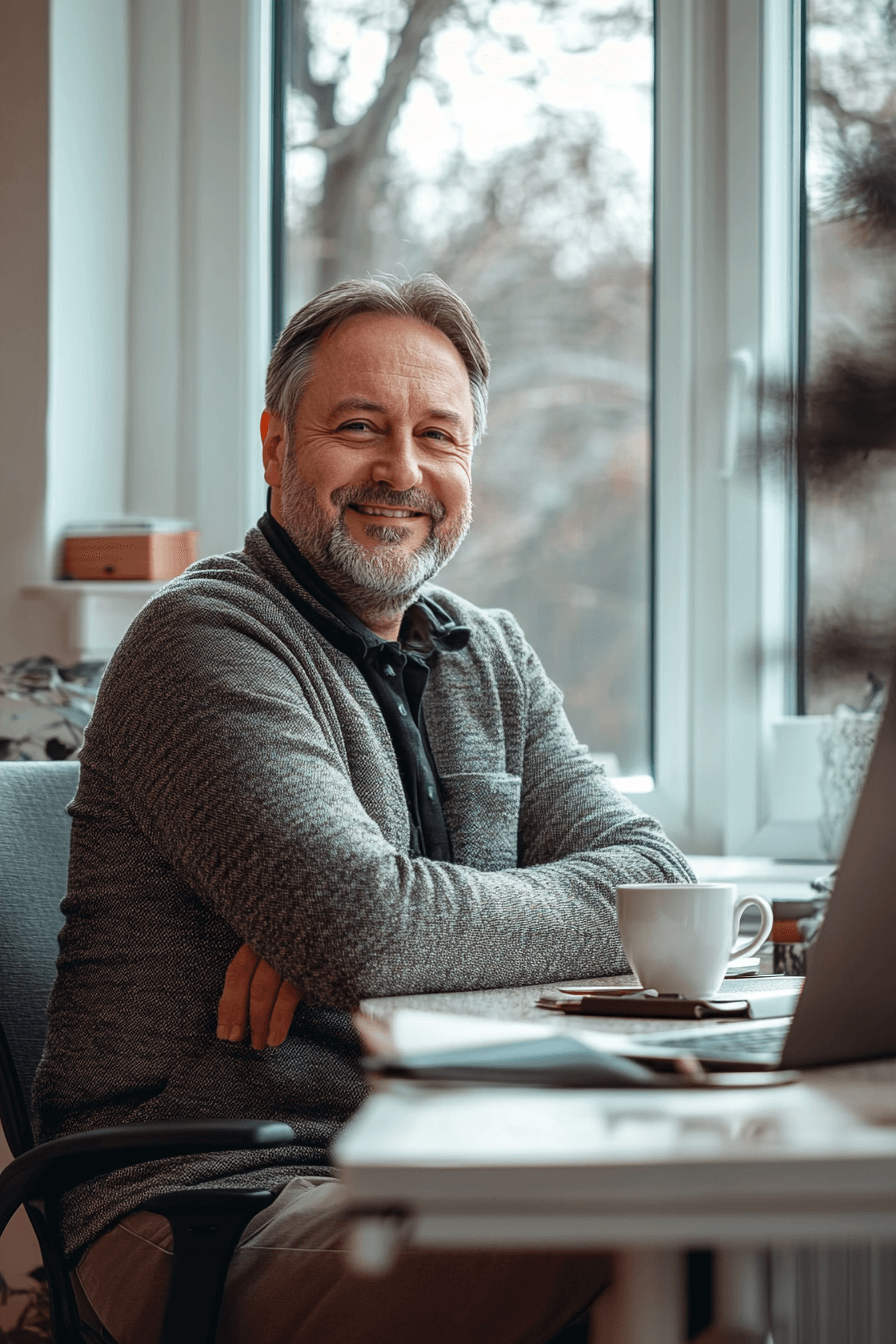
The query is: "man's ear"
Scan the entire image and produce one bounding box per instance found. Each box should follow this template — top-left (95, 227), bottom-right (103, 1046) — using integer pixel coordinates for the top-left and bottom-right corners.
top-left (261, 410), bottom-right (287, 488)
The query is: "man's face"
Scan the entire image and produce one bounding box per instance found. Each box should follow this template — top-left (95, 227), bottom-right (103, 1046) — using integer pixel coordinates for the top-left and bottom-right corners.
top-left (262, 313), bottom-right (475, 626)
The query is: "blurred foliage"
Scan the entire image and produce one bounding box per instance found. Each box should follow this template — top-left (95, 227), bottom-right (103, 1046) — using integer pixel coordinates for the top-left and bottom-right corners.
top-left (282, 0), bottom-right (654, 769)
top-left (803, 0), bottom-right (896, 711)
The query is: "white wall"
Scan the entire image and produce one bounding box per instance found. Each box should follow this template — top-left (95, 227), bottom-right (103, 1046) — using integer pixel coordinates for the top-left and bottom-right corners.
top-left (46, 0), bottom-right (130, 560)
top-left (0, 0), bottom-right (53, 663)
top-left (0, 0), bottom-right (271, 666)
top-left (126, 0), bottom-right (184, 518)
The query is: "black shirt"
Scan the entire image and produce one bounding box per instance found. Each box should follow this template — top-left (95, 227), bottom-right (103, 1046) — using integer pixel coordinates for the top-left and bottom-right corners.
top-left (258, 509), bottom-right (469, 861)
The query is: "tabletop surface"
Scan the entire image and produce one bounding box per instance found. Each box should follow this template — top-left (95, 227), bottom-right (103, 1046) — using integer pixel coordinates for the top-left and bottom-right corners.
top-left (362, 971), bottom-right (672, 1034)
top-left (363, 970), bottom-right (807, 1036)
top-left (341, 975), bottom-right (896, 1245)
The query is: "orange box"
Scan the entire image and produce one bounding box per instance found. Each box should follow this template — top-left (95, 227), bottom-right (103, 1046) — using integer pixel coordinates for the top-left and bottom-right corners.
top-left (63, 531), bottom-right (199, 581)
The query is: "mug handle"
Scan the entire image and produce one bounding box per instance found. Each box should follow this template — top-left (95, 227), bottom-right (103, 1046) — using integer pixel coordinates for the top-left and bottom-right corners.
top-left (731, 894), bottom-right (774, 960)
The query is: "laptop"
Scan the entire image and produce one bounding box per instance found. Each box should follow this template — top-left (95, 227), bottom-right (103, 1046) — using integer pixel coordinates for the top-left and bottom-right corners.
top-left (611, 679), bottom-right (896, 1071)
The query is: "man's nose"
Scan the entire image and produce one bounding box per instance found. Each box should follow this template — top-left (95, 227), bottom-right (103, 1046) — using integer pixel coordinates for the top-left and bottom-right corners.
top-left (368, 429), bottom-right (424, 492)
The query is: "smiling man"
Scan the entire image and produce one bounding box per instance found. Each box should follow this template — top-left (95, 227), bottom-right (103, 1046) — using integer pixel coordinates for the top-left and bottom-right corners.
top-left (266, 307), bottom-right (475, 644)
top-left (35, 275), bottom-right (693, 1344)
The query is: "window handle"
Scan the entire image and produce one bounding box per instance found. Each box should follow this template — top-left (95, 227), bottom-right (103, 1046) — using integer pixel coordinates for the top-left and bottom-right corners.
top-left (720, 348), bottom-right (755, 479)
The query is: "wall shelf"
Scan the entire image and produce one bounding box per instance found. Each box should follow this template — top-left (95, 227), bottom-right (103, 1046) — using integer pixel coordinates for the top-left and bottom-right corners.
top-left (21, 581), bottom-right (164, 663)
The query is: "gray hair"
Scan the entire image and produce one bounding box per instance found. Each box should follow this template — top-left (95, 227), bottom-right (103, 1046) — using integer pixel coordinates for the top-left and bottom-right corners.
top-left (265, 274), bottom-right (490, 447)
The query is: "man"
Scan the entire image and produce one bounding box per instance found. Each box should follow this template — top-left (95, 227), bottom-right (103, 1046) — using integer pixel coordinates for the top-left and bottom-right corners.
top-left (34, 274), bottom-right (694, 1343)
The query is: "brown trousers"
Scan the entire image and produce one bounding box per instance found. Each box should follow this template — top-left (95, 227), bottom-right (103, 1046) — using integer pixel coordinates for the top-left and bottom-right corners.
top-left (74, 1176), bottom-right (611, 1344)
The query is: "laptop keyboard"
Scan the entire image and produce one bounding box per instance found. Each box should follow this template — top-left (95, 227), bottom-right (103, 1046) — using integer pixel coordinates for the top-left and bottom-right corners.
top-left (649, 1022), bottom-right (791, 1061)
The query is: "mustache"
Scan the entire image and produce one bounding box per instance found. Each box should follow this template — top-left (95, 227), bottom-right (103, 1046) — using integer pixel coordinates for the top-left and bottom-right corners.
top-left (331, 483), bottom-right (446, 523)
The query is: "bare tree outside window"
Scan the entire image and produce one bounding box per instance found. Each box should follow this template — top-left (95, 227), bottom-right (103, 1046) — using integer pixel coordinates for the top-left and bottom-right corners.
top-left (805, 0), bottom-right (896, 711)
top-left (280, 0), bottom-right (654, 774)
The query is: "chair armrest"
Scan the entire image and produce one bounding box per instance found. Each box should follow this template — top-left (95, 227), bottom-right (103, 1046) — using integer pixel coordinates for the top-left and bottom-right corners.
top-left (0, 1119), bottom-right (296, 1238)
top-left (138, 1188), bottom-right (283, 1344)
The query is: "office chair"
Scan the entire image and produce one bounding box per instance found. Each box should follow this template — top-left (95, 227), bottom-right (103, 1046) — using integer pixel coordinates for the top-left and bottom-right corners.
top-left (0, 761), bottom-right (295, 1344)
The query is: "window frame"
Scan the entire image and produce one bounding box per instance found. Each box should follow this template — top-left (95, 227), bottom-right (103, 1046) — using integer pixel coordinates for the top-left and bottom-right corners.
top-left (648, 0), bottom-right (806, 856)
top-left (267, 0), bottom-right (811, 858)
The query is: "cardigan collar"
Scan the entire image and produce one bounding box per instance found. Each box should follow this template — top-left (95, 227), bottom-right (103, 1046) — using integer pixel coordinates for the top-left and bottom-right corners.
top-left (254, 506), bottom-right (470, 663)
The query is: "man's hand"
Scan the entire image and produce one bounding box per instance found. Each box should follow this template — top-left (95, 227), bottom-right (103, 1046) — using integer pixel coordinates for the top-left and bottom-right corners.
top-left (217, 943), bottom-right (303, 1050)
top-left (216, 945), bottom-right (395, 1058)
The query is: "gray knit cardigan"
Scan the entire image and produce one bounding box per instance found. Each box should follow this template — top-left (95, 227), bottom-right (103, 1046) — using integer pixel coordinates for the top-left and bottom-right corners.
top-left (33, 528), bottom-right (694, 1256)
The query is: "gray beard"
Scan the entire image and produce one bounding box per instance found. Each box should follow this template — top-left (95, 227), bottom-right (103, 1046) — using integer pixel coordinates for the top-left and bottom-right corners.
top-left (280, 472), bottom-right (471, 628)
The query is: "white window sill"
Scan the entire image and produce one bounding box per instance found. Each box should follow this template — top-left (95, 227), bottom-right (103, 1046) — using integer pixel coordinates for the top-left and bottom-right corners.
top-left (686, 854), bottom-right (832, 893)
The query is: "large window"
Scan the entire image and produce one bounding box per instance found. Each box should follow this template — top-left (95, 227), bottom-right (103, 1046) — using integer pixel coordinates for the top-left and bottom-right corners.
top-left (273, 0), bottom-right (655, 778)
top-left (803, 0), bottom-right (896, 714)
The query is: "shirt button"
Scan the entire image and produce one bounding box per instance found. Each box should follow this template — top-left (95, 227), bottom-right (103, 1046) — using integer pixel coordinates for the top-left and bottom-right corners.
top-left (397, 702), bottom-right (407, 716)
top-left (427, 786), bottom-right (435, 800)
top-left (383, 665), bottom-right (395, 677)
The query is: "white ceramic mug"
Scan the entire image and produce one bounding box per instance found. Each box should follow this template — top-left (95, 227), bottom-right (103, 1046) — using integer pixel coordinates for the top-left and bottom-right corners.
top-left (616, 883), bottom-right (774, 998)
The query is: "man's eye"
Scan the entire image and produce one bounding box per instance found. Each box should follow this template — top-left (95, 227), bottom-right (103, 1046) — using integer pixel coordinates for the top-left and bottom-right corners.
top-left (339, 420), bottom-right (372, 433)
top-left (422, 429), bottom-right (450, 442)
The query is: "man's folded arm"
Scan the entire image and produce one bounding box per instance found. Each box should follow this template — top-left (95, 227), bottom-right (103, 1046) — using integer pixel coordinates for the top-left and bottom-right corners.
top-left (106, 597), bottom-right (691, 1009)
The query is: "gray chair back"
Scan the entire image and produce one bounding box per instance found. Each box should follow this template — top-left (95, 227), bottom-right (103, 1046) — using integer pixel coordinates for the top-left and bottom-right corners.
top-left (0, 761), bottom-right (79, 1151)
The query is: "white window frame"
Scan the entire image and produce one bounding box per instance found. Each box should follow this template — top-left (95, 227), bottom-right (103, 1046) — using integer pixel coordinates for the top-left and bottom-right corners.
top-left (130, 0), bottom-right (814, 861)
top-left (125, 0), bottom-right (273, 557)
top-left (647, 0), bottom-right (807, 857)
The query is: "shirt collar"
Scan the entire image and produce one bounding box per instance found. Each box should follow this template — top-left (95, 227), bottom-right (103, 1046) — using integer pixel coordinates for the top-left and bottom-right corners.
top-left (257, 506), bottom-right (470, 662)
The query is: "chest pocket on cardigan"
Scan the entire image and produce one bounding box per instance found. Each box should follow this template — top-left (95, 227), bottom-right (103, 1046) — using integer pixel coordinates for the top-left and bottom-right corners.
top-left (438, 772), bottom-right (522, 871)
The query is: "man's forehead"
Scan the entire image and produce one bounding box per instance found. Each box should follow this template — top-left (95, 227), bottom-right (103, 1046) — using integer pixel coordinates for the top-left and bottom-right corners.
top-left (308, 314), bottom-right (474, 412)
top-left (317, 312), bottom-right (466, 371)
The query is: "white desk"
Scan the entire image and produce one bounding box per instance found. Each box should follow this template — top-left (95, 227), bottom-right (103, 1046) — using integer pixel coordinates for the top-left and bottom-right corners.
top-left (338, 980), bottom-right (896, 1343)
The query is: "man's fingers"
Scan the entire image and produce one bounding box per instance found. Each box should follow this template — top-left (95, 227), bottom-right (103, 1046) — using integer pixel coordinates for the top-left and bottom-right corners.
top-left (249, 958), bottom-right (284, 1050)
top-left (218, 944), bottom-right (301, 1051)
top-left (266, 981), bottom-right (303, 1048)
top-left (217, 943), bottom-right (260, 1042)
